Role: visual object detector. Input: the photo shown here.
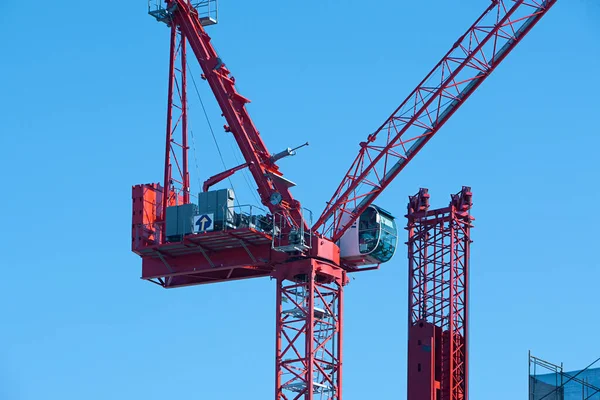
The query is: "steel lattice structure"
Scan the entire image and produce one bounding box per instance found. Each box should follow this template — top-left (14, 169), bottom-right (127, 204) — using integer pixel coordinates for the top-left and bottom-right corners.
top-left (314, 0), bottom-right (558, 242)
top-left (163, 25), bottom-right (190, 214)
top-left (275, 261), bottom-right (345, 400)
top-left (131, 0), bottom-right (557, 398)
top-left (406, 187), bottom-right (474, 400)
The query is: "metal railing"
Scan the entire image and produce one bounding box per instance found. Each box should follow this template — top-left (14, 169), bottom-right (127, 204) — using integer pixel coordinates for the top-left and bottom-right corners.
top-left (192, 0), bottom-right (218, 24)
top-left (219, 204), bottom-right (271, 233)
top-left (132, 204), bottom-right (273, 249)
top-left (272, 208), bottom-right (313, 253)
top-left (148, 0), bottom-right (218, 25)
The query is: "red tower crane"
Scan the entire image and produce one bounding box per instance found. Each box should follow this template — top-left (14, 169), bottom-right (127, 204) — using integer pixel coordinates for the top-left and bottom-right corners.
top-left (131, 1), bottom-right (557, 399)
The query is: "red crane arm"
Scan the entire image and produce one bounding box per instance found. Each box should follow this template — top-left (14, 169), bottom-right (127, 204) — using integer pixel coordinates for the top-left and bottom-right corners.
top-left (167, 0), bottom-right (304, 226)
top-left (313, 0), bottom-right (557, 242)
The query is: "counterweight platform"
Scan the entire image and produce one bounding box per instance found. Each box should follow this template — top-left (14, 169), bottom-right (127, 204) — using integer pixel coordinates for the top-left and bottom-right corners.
top-left (135, 227), bottom-right (275, 288)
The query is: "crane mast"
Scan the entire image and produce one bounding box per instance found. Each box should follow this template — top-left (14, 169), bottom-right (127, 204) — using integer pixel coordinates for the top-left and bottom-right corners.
top-left (131, 1), bottom-right (558, 399)
top-left (161, 22), bottom-right (189, 217)
top-left (407, 187), bottom-right (473, 400)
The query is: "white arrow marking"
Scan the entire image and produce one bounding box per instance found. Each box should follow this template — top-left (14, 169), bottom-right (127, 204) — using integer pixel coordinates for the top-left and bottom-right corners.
top-left (199, 216), bottom-right (209, 231)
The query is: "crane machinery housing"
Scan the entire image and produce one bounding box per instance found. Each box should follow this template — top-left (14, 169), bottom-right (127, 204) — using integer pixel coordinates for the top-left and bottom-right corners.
top-left (131, 1), bottom-right (557, 399)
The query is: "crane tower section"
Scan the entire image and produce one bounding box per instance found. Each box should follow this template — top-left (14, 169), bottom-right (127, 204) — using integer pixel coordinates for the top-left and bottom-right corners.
top-left (275, 261), bottom-right (346, 399)
top-left (406, 187), bottom-right (473, 400)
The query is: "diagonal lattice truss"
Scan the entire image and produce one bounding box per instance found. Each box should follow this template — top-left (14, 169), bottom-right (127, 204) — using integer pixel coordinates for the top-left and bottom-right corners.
top-left (163, 26), bottom-right (191, 214)
top-left (407, 187), bottom-right (473, 400)
top-left (167, 0), bottom-right (305, 228)
top-left (314, 0), bottom-right (557, 242)
top-left (276, 276), bottom-right (342, 400)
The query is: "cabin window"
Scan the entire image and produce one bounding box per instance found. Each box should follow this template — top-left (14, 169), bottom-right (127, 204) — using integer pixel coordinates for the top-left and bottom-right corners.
top-left (358, 207), bottom-right (379, 254)
top-left (371, 213), bottom-right (397, 263)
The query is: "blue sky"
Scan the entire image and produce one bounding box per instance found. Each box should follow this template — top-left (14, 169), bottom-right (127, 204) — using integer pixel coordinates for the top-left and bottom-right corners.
top-left (1, 1), bottom-right (599, 399)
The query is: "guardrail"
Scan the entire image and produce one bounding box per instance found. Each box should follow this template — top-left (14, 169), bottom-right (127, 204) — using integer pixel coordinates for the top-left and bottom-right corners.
top-left (148, 0), bottom-right (218, 25)
top-left (272, 208), bottom-right (313, 253)
top-left (132, 204), bottom-right (273, 249)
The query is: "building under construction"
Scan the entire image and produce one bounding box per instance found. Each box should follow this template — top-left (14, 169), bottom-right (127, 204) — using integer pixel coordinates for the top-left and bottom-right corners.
top-left (530, 354), bottom-right (600, 400)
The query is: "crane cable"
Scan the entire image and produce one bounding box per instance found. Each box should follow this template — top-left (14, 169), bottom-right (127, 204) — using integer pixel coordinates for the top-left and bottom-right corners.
top-left (187, 61), bottom-right (262, 207)
top-left (230, 141), bottom-right (262, 206)
top-left (186, 61), bottom-right (242, 206)
top-left (188, 128), bottom-right (202, 196)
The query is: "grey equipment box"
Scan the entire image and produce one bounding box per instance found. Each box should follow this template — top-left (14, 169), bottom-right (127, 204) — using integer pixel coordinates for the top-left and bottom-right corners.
top-left (198, 188), bottom-right (235, 230)
top-left (166, 203), bottom-right (199, 242)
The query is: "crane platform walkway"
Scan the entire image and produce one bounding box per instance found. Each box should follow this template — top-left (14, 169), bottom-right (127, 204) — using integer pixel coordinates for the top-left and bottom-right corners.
top-left (135, 227), bottom-right (276, 288)
top-left (135, 226), bottom-right (272, 258)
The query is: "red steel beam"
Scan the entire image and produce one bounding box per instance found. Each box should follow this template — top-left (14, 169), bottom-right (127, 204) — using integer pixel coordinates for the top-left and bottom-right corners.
top-left (314, 0), bottom-right (557, 242)
top-left (141, 241), bottom-right (275, 278)
top-left (166, 0), bottom-right (305, 228)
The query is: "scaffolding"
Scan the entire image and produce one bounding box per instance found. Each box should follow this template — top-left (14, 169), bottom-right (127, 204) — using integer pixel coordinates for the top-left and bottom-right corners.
top-left (529, 353), bottom-right (600, 400)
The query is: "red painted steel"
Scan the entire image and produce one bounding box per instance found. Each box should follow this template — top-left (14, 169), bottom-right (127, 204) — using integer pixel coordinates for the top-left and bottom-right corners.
top-left (313, 0), bottom-right (557, 242)
top-left (165, 0), bottom-right (305, 228)
top-left (139, 229), bottom-right (276, 287)
top-left (274, 260), bottom-right (347, 400)
top-left (131, 183), bottom-right (164, 250)
top-left (163, 26), bottom-right (190, 224)
top-left (132, 0), bottom-right (557, 398)
top-left (202, 161), bottom-right (250, 192)
top-left (133, 224), bottom-right (342, 288)
top-left (406, 187), bottom-right (473, 400)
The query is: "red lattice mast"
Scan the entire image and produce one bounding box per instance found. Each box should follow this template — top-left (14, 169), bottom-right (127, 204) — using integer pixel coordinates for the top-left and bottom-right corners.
top-left (274, 261), bottom-right (346, 399)
top-left (406, 187), bottom-right (473, 400)
top-left (163, 23), bottom-right (190, 219)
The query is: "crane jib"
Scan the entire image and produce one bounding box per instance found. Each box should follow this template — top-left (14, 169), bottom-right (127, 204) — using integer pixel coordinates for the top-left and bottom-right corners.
top-left (314, 0), bottom-right (557, 242)
top-left (132, 1), bottom-right (559, 398)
